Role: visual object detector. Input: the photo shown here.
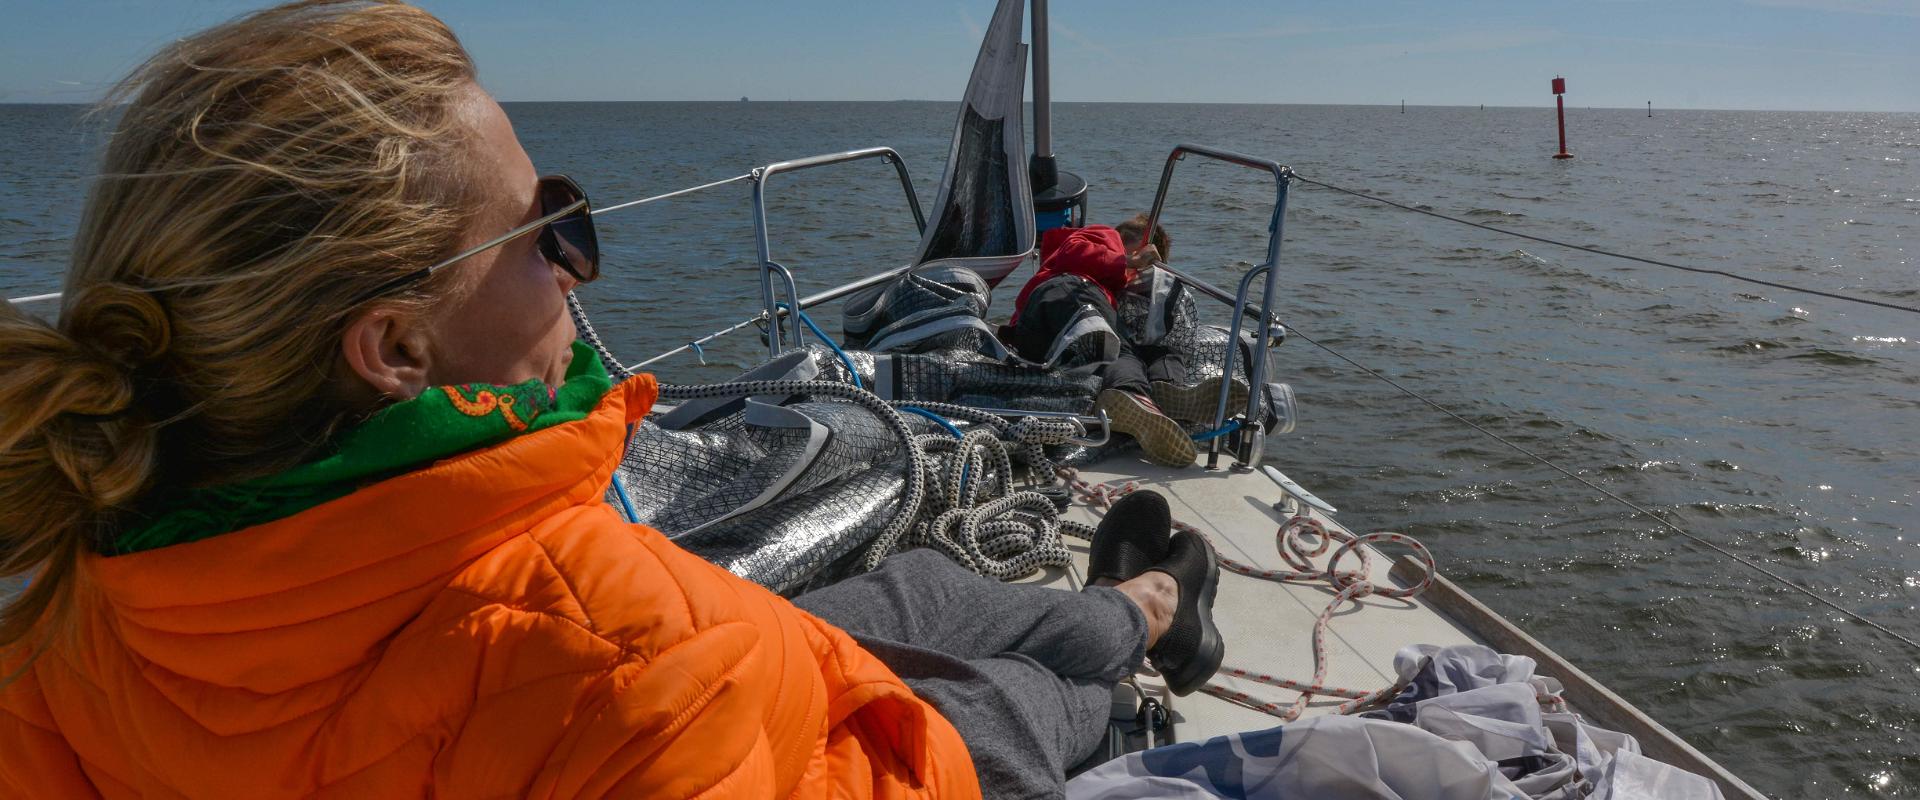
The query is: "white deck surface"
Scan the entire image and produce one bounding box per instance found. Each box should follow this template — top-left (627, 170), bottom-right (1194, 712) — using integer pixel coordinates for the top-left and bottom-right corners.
top-left (1018, 452), bottom-right (1483, 741)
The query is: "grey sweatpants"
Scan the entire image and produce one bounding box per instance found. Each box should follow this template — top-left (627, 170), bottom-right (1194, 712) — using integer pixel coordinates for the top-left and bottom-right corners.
top-left (796, 549), bottom-right (1149, 799)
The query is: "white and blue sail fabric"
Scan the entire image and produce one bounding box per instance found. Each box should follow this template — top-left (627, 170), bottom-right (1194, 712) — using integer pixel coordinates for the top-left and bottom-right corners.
top-left (1367, 644), bottom-right (1724, 800)
top-left (1066, 715), bottom-right (1529, 800)
top-left (1067, 644), bottom-right (1724, 800)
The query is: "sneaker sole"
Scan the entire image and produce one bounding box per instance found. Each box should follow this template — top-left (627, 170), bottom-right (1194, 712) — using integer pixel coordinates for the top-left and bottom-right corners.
top-left (1150, 377), bottom-right (1250, 426)
top-left (1098, 390), bottom-right (1197, 468)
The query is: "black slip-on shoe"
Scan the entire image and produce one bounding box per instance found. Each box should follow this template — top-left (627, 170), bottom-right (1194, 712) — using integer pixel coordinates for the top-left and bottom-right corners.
top-left (1146, 529), bottom-right (1225, 696)
top-left (1086, 490), bottom-right (1173, 585)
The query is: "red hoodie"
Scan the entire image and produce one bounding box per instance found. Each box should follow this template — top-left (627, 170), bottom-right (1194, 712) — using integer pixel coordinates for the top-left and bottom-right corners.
top-left (1010, 225), bottom-right (1130, 325)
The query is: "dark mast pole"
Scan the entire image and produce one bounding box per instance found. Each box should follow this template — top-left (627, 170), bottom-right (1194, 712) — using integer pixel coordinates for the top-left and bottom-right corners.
top-left (1028, 0), bottom-right (1087, 228)
top-left (1030, 0), bottom-right (1053, 188)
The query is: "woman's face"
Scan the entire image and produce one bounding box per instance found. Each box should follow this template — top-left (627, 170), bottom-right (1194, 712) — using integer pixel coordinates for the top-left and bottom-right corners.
top-left (426, 85), bottom-right (580, 388)
top-left (341, 83), bottom-right (581, 398)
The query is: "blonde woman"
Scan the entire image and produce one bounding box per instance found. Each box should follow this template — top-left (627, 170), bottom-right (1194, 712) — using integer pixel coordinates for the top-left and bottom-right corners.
top-left (0, 2), bottom-right (1223, 797)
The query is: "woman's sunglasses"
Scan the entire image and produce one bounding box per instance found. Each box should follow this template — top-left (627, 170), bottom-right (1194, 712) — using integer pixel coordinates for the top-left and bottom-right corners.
top-left (364, 174), bottom-right (599, 300)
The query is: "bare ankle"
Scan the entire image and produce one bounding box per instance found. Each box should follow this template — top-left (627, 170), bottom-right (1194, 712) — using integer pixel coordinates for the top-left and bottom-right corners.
top-left (1113, 571), bottom-right (1179, 648)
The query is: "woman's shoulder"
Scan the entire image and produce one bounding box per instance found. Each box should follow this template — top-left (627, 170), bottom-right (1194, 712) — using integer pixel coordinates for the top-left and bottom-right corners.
top-left (436, 504), bottom-right (796, 657)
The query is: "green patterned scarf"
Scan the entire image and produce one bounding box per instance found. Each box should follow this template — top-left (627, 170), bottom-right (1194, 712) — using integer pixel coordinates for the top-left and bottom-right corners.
top-left (111, 341), bottom-right (614, 555)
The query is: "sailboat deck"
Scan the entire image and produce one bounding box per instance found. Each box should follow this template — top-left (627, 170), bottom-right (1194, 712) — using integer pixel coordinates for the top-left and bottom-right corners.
top-left (1016, 452), bottom-right (1481, 739)
top-left (1019, 450), bottom-right (1767, 799)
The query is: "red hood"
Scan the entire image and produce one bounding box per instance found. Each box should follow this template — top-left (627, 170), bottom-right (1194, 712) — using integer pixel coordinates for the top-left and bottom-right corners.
top-left (1012, 225), bottom-right (1130, 323)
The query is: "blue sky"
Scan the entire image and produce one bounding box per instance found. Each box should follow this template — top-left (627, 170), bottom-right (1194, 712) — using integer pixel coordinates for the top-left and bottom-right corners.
top-left (2, 0), bottom-right (1917, 111)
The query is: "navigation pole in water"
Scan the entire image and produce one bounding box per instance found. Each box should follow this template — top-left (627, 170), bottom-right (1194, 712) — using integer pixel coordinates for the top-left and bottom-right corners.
top-left (1552, 76), bottom-right (1574, 159)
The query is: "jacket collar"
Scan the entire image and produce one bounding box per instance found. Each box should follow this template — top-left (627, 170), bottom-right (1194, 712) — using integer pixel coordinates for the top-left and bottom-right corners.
top-left (79, 371), bottom-right (657, 694)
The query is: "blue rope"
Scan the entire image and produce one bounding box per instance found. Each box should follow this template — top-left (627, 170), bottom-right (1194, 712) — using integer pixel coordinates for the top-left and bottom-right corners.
top-left (777, 302), bottom-right (862, 389)
top-left (898, 406), bottom-right (964, 439)
top-left (1190, 419), bottom-right (1241, 441)
top-left (611, 423), bottom-right (642, 524)
top-left (899, 405), bottom-right (969, 492)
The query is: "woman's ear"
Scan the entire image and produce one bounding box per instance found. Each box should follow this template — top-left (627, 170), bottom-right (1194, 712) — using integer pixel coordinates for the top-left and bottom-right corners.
top-left (341, 307), bottom-right (435, 399)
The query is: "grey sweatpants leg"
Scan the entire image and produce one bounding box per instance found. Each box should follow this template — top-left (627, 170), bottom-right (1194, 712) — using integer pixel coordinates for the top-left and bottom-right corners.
top-left (795, 549), bottom-right (1149, 799)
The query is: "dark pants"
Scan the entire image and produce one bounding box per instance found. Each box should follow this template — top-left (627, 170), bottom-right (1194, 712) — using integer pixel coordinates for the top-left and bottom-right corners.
top-left (1005, 276), bottom-right (1188, 397)
top-left (796, 549), bottom-right (1148, 799)
top-left (1102, 342), bottom-right (1188, 398)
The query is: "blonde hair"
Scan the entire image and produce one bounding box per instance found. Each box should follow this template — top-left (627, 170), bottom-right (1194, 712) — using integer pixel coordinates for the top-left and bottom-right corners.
top-left (0, 0), bottom-right (480, 658)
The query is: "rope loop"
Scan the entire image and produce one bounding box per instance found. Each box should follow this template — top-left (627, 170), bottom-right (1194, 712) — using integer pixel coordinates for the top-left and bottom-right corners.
top-left (1279, 515), bottom-right (1333, 571)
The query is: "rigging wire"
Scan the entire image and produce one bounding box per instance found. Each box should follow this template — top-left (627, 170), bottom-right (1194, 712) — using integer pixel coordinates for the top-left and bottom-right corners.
top-left (1291, 174), bottom-right (1920, 317)
top-left (1278, 320), bottom-right (1920, 653)
top-left (590, 173), bottom-right (753, 217)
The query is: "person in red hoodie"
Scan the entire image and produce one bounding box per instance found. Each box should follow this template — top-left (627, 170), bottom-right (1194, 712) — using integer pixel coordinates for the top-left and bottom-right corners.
top-left (1003, 215), bottom-right (1197, 467)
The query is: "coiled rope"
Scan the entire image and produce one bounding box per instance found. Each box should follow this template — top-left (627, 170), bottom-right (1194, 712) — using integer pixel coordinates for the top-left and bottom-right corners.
top-left (1059, 468), bottom-right (1437, 721)
top-left (871, 404), bottom-right (1095, 579)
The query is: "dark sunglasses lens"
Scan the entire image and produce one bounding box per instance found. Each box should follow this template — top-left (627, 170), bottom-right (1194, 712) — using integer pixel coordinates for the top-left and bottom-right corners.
top-left (538, 178), bottom-right (599, 282)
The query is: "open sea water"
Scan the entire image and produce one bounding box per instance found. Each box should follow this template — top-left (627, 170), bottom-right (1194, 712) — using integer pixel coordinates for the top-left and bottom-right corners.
top-left (3, 101), bottom-right (1917, 796)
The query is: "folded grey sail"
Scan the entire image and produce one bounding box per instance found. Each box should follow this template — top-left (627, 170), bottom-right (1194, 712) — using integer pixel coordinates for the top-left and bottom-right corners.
top-left (910, 0), bottom-right (1033, 287)
top-left (610, 353), bottom-right (915, 594)
top-left (844, 0), bottom-right (1033, 347)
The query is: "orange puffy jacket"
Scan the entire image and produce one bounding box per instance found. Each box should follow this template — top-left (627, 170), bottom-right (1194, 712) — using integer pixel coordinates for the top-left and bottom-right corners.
top-left (0, 374), bottom-right (980, 798)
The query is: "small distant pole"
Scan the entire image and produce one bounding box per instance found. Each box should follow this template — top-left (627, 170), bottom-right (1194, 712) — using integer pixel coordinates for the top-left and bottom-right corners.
top-left (1551, 76), bottom-right (1573, 159)
top-left (1647, 100), bottom-right (1653, 118)
top-left (1401, 99), bottom-right (1405, 114)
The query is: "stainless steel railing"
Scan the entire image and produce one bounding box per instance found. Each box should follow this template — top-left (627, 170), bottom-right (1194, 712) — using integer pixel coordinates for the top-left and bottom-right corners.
top-left (1143, 143), bottom-right (1294, 470)
top-left (750, 147), bottom-right (926, 357)
top-left (619, 143), bottom-right (1296, 454)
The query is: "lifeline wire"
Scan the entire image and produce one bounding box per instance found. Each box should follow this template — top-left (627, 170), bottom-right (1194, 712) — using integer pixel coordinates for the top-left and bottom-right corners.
top-left (1292, 174), bottom-right (1920, 317)
top-left (1281, 320), bottom-right (1920, 653)
top-left (590, 173), bottom-right (754, 217)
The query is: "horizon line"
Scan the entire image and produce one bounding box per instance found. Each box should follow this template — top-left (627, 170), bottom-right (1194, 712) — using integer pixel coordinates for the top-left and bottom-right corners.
top-left (2, 99), bottom-right (1915, 114)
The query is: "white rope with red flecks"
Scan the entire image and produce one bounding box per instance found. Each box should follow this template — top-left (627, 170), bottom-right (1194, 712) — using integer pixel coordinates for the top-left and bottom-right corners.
top-left (1057, 467), bottom-right (1438, 722)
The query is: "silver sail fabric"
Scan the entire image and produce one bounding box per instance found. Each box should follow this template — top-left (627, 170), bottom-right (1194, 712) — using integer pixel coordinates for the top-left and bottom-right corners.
top-left (609, 352), bottom-right (915, 594)
top-left (909, 0), bottom-right (1033, 286)
top-left (843, 0), bottom-right (1032, 347)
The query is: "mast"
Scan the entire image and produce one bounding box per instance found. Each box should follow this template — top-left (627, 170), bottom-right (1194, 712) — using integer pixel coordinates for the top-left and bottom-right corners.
top-left (1031, 0), bottom-right (1052, 171)
top-left (1028, 0), bottom-right (1087, 230)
